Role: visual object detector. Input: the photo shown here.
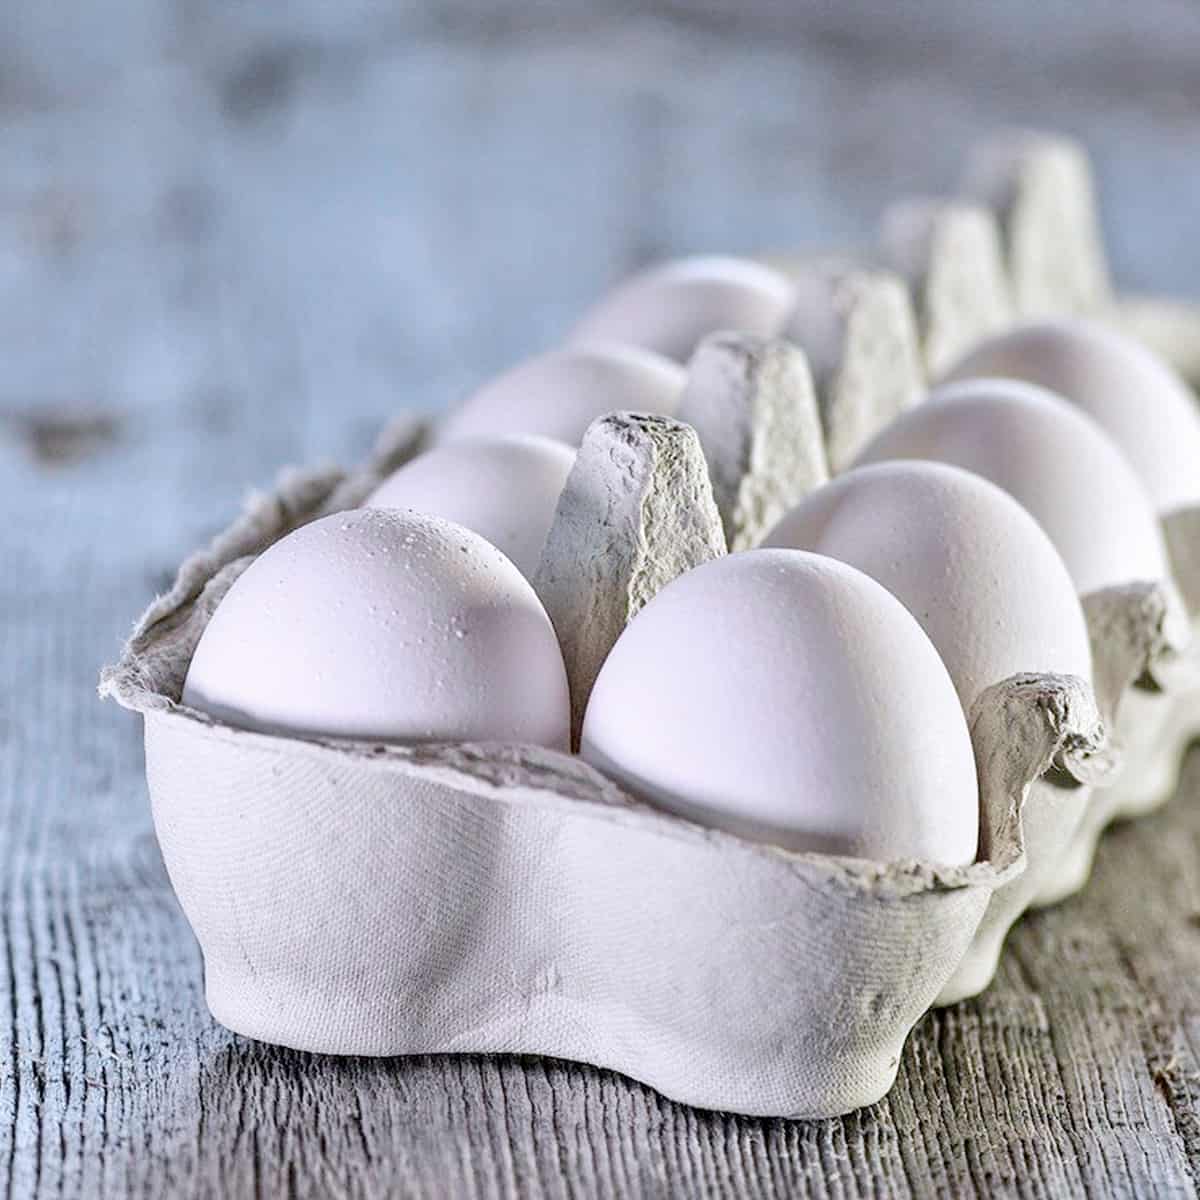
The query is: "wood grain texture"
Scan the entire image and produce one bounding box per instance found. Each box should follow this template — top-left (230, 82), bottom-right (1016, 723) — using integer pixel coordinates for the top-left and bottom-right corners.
top-left (3, 1), bottom-right (1200, 1195)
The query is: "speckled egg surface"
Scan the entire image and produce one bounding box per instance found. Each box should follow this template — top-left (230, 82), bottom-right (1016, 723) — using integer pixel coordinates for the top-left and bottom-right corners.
top-left (765, 461), bottom-right (1092, 713)
top-left (365, 434), bottom-right (575, 579)
top-left (182, 508), bottom-right (571, 748)
top-left (580, 550), bottom-right (979, 865)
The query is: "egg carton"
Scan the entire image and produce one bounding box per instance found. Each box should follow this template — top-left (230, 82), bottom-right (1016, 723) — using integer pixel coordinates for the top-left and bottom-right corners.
top-left (102, 410), bottom-right (1178, 1121)
top-left (100, 129), bottom-right (1200, 1119)
top-left (103, 402), bottom-right (1122, 1119)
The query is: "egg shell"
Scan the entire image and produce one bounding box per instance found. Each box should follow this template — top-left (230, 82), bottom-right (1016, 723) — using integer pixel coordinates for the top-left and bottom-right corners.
top-left (567, 256), bottom-right (795, 363)
top-left (943, 319), bottom-right (1200, 515)
top-left (182, 508), bottom-right (570, 749)
top-left (854, 377), bottom-right (1171, 598)
top-left (764, 461), bottom-right (1092, 714)
top-left (581, 549), bottom-right (979, 866)
top-left (364, 434), bottom-right (575, 579)
top-left (436, 342), bottom-right (685, 448)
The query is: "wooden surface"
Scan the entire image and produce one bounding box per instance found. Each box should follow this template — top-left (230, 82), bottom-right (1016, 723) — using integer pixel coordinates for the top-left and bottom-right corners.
top-left (4, 2), bottom-right (1200, 1196)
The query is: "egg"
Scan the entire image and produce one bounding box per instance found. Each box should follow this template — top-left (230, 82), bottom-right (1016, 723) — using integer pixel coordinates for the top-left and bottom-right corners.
top-left (182, 508), bottom-right (571, 749)
top-left (764, 461), bottom-right (1092, 714)
top-left (854, 379), bottom-right (1171, 598)
top-left (580, 550), bottom-right (979, 865)
top-left (364, 434), bottom-right (575, 579)
top-left (437, 342), bottom-right (685, 447)
top-left (943, 319), bottom-right (1200, 515)
top-left (567, 256), bottom-right (795, 363)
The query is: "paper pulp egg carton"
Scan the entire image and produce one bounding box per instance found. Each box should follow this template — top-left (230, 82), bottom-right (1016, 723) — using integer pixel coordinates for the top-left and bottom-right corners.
top-left (102, 383), bottom-right (1128, 1120)
top-left (100, 129), bottom-right (1200, 1120)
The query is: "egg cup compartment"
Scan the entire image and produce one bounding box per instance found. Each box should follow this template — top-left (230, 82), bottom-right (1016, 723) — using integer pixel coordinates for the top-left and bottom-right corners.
top-left (1034, 505), bottom-right (1200, 905)
top-left (102, 438), bottom-right (1119, 1119)
top-left (1035, 683), bottom-right (1192, 909)
top-left (1022, 570), bottom-right (1197, 908)
top-left (938, 578), bottom-right (1180, 998)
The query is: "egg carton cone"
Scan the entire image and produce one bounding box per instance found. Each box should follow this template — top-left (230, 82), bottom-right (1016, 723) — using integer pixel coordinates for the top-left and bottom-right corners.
top-left (532, 412), bottom-right (727, 750)
top-left (879, 198), bottom-right (1014, 379)
top-left (777, 258), bottom-right (925, 474)
top-left (100, 415), bottom-right (1117, 1119)
top-left (761, 132), bottom-right (1196, 397)
top-left (958, 129), bottom-right (1200, 393)
top-left (675, 332), bottom-right (829, 550)
top-left (963, 129), bottom-right (1113, 320)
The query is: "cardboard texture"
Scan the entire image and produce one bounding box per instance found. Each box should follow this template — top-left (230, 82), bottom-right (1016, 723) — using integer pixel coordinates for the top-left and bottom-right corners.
top-left (938, 579), bottom-right (1186, 1000)
top-left (963, 130), bottom-right (1112, 319)
top-left (778, 259), bottom-right (924, 473)
top-left (676, 332), bottom-right (829, 550)
top-left (532, 413), bottom-right (726, 749)
top-left (880, 199), bottom-right (1013, 378)
top-left (1035, 511), bottom-right (1200, 907)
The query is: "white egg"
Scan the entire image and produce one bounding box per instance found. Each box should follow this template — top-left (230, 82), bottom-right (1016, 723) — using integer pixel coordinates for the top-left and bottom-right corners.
top-left (365, 434), bottom-right (575, 579)
top-left (764, 461), bottom-right (1092, 714)
top-left (580, 550), bottom-right (979, 865)
top-left (183, 508), bottom-right (571, 749)
top-left (437, 342), bottom-right (685, 447)
top-left (854, 379), bottom-right (1171, 597)
top-left (943, 318), bottom-right (1200, 514)
top-left (568, 256), bottom-right (795, 363)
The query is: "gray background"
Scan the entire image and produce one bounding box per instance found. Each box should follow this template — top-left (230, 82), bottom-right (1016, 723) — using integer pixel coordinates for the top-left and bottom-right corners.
top-left (4, 2), bottom-right (1200, 1196)
top-left (4, 1), bottom-right (1199, 468)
